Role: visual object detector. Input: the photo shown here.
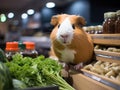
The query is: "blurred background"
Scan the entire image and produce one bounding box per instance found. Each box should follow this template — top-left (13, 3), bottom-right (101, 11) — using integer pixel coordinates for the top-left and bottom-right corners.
top-left (0, 0), bottom-right (120, 56)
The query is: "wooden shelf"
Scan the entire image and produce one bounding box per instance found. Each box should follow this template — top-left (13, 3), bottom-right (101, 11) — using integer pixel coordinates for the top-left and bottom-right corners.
top-left (90, 34), bottom-right (120, 46)
top-left (80, 69), bottom-right (120, 90)
top-left (71, 73), bottom-right (115, 90)
top-left (94, 49), bottom-right (120, 64)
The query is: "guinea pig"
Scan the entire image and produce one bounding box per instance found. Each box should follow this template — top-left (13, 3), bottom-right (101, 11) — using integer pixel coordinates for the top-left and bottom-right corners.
top-left (50, 14), bottom-right (94, 69)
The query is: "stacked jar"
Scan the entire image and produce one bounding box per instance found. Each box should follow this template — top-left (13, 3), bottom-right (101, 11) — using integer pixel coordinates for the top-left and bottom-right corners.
top-left (115, 10), bottom-right (120, 33)
top-left (89, 26), bottom-right (95, 34)
top-left (23, 42), bottom-right (38, 58)
top-left (5, 42), bottom-right (19, 61)
top-left (103, 12), bottom-right (116, 34)
top-left (94, 25), bottom-right (103, 34)
top-left (83, 25), bottom-right (103, 34)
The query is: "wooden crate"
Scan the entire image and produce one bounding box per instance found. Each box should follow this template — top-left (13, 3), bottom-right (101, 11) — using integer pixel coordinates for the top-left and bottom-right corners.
top-left (71, 73), bottom-right (115, 90)
top-left (81, 69), bottom-right (120, 89)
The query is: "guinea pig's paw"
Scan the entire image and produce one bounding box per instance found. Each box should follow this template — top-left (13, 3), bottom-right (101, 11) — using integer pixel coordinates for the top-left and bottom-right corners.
top-left (60, 62), bottom-right (70, 71)
top-left (74, 63), bottom-right (83, 70)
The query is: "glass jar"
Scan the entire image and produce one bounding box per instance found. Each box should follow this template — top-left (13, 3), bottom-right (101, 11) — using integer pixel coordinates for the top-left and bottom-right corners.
top-left (23, 42), bottom-right (38, 58)
top-left (115, 10), bottom-right (120, 33)
top-left (97, 25), bottom-right (103, 34)
top-left (103, 12), bottom-right (109, 34)
top-left (5, 42), bottom-right (19, 61)
top-left (94, 26), bottom-right (99, 34)
top-left (89, 26), bottom-right (95, 34)
top-left (103, 12), bottom-right (116, 34)
top-left (107, 12), bottom-right (116, 33)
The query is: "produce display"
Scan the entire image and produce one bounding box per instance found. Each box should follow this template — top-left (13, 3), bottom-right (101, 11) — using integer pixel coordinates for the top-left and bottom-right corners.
top-left (83, 60), bottom-right (120, 82)
top-left (5, 53), bottom-right (75, 90)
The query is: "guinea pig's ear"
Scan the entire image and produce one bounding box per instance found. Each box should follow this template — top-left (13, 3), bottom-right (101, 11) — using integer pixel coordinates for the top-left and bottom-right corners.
top-left (76, 16), bottom-right (86, 27)
top-left (50, 15), bottom-right (58, 26)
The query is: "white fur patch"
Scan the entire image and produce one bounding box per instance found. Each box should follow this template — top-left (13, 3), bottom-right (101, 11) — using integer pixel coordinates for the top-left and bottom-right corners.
top-left (58, 48), bottom-right (76, 63)
top-left (56, 17), bottom-right (74, 44)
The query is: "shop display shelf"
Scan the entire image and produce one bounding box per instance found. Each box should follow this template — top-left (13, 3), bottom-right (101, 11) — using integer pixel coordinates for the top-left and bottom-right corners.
top-left (81, 69), bottom-right (120, 90)
top-left (94, 49), bottom-right (120, 64)
top-left (71, 73), bottom-right (115, 90)
top-left (90, 34), bottom-right (120, 46)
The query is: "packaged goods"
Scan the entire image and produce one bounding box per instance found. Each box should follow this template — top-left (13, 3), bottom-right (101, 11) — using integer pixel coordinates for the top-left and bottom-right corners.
top-left (23, 42), bottom-right (38, 58)
top-left (103, 12), bottom-right (116, 34)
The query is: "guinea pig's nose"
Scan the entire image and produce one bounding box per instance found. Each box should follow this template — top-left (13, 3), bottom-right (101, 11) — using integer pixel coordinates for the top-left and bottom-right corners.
top-left (60, 34), bottom-right (68, 39)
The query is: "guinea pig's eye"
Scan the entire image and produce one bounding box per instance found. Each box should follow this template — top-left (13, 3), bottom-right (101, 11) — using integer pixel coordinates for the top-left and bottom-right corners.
top-left (58, 24), bottom-right (60, 28)
top-left (72, 24), bottom-right (75, 29)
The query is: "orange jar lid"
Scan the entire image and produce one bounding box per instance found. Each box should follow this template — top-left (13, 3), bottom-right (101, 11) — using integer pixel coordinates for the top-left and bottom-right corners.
top-left (6, 42), bottom-right (19, 51)
top-left (23, 42), bottom-right (35, 50)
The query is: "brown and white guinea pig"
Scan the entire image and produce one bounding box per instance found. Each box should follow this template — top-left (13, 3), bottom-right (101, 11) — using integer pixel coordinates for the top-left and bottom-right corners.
top-left (50, 14), bottom-right (94, 69)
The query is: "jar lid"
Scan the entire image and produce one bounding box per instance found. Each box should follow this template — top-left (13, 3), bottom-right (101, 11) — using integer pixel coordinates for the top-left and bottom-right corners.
top-left (97, 25), bottom-right (103, 30)
top-left (107, 12), bottom-right (116, 18)
top-left (23, 42), bottom-right (35, 50)
top-left (86, 26), bottom-right (91, 31)
top-left (116, 10), bottom-right (120, 15)
top-left (89, 26), bottom-right (95, 30)
top-left (104, 12), bottom-right (116, 18)
top-left (6, 42), bottom-right (19, 51)
top-left (104, 12), bottom-right (108, 19)
top-left (94, 26), bottom-right (99, 31)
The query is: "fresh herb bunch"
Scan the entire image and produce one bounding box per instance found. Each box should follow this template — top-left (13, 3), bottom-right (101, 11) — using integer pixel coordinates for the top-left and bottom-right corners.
top-left (5, 53), bottom-right (75, 90)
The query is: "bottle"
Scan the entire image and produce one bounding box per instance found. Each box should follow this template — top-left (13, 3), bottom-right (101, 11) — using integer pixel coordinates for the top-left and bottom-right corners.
top-left (89, 26), bottom-right (95, 34)
top-left (18, 42), bottom-right (26, 56)
top-left (103, 12), bottom-right (109, 34)
top-left (23, 42), bottom-right (38, 58)
top-left (103, 12), bottom-right (116, 34)
top-left (5, 42), bottom-right (19, 61)
top-left (115, 10), bottom-right (120, 33)
top-left (97, 25), bottom-right (103, 34)
top-left (107, 12), bottom-right (116, 34)
top-left (87, 26), bottom-right (91, 34)
top-left (94, 26), bottom-right (99, 34)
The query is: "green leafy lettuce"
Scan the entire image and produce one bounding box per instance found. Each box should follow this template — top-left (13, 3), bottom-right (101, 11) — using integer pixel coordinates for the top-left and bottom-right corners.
top-left (5, 53), bottom-right (75, 90)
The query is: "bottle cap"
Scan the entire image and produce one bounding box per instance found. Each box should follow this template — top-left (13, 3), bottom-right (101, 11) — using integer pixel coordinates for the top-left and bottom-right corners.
top-left (6, 42), bottom-right (19, 51)
top-left (89, 26), bottom-right (94, 30)
top-left (104, 12), bottom-right (109, 19)
top-left (97, 25), bottom-right (103, 30)
top-left (23, 42), bottom-right (35, 50)
top-left (107, 12), bottom-right (116, 18)
top-left (104, 12), bottom-right (116, 18)
top-left (116, 10), bottom-right (120, 15)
